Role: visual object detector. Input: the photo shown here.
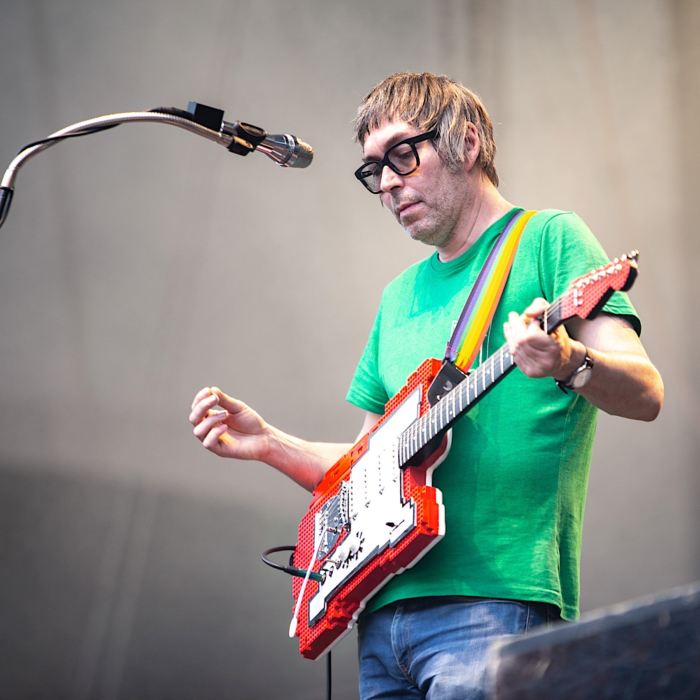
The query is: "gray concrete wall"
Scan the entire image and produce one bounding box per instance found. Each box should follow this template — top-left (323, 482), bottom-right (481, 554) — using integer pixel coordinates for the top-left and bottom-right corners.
top-left (1, 1), bottom-right (697, 697)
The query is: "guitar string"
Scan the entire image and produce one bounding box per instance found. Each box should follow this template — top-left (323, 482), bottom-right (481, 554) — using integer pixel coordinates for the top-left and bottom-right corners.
top-left (398, 295), bottom-right (570, 458)
top-left (396, 260), bottom-right (631, 459)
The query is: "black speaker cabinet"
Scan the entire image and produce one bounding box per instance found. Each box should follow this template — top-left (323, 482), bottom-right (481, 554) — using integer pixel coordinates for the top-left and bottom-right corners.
top-left (488, 582), bottom-right (700, 699)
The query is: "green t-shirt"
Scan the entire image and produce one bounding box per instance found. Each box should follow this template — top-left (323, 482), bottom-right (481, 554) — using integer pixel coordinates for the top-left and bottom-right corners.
top-left (346, 208), bottom-right (639, 620)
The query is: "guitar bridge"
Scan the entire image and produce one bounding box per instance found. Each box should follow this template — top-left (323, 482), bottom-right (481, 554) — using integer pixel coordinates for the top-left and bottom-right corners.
top-left (315, 482), bottom-right (349, 559)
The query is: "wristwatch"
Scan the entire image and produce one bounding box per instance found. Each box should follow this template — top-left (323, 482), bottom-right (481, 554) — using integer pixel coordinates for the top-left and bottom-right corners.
top-left (556, 349), bottom-right (594, 391)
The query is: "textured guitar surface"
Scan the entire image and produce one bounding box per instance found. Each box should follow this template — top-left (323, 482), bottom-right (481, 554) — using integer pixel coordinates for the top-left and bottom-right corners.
top-left (292, 359), bottom-right (447, 660)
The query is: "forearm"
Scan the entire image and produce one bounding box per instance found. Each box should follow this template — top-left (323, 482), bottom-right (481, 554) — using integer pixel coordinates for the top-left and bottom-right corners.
top-left (191, 387), bottom-right (356, 492)
top-left (556, 340), bottom-right (664, 421)
top-left (260, 412), bottom-right (382, 491)
top-left (262, 426), bottom-right (352, 492)
top-left (505, 306), bottom-right (664, 422)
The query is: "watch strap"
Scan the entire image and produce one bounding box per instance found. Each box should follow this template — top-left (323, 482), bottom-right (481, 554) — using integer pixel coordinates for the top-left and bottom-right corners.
top-left (555, 348), bottom-right (594, 392)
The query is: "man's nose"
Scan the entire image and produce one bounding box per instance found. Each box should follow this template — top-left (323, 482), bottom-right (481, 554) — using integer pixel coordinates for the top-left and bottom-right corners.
top-left (379, 164), bottom-right (403, 192)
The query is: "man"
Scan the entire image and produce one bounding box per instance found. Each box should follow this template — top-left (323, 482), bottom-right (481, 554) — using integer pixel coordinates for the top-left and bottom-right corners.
top-left (189, 73), bottom-right (663, 699)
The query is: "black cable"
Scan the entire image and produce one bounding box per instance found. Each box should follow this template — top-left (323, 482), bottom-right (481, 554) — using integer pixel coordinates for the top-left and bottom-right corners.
top-left (261, 545), bottom-right (333, 699)
top-left (260, 545), bottom-right (323, 582)
top-left (15, 107), bottom-right (195, 157)
top-left (17, 124), bottom-right (119, 155)
top-left (326, 651), bottom-right (332, 700)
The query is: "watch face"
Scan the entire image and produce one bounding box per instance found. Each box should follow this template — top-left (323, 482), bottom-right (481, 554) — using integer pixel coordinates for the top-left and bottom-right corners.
top-left (571, 367), bottom-right (592, 389)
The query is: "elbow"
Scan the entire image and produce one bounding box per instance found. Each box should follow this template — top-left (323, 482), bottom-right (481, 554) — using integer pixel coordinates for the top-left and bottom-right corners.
top-left (639, 373), bottom-right (665, 422)
top-left (606, 369), bottom-right (664, 422)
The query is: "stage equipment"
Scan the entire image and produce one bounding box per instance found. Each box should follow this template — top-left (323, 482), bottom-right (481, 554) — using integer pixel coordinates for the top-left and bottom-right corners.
top-left (488, 581), bottom-right (700, 699)
top-left (0, 101), bottom-right (313, 229)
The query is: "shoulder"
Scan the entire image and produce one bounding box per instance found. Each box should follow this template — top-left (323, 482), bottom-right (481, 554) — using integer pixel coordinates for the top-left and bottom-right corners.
top-left (520, 208), bottom-right (611, 269)
top-left (521, 208), bottom-right (642, 335)
top-left (526, 209), bottom-right (597, 243)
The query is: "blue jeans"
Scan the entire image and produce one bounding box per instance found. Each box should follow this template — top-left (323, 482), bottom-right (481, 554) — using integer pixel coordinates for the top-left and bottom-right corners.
top-left (357, 597), bottom-right (559, 699)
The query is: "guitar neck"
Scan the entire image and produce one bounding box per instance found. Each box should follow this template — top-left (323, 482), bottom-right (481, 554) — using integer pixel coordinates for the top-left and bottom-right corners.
top-left (398, 296), bottom-right (568, 465)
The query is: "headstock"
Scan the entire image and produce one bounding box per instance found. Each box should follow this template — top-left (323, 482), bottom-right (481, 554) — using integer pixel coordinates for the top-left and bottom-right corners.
top-left (549, 251), bottom-right (639, 327)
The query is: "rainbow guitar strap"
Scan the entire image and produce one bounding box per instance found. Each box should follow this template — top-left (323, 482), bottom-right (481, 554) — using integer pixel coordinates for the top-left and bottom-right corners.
top-left (427, 209), bottom-right (537, 405)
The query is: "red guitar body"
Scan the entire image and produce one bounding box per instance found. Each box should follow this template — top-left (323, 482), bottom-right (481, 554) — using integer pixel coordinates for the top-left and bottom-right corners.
top-left (292, 358), bottom-right (448, 660)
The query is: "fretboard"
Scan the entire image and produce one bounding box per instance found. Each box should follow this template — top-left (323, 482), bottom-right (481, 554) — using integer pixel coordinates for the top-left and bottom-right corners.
top-left (397, 343), bottom-right (516, 466)
top-left (396, 294), bottom-right (569, 466)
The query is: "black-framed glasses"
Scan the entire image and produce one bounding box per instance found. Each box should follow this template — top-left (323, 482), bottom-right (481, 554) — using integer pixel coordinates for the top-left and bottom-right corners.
top-left (354, 129), bottom-right (438, 194)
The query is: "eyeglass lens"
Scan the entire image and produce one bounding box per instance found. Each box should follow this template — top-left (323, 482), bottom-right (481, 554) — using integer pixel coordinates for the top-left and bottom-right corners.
top-left (360, 142), bottom-right (418, 193)
top-left (355, 130), bottom-right (436, 194)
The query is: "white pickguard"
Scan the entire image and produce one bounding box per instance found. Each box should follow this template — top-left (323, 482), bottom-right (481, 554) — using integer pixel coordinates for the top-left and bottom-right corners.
top-left (308, 386), bottom-right (447, 625)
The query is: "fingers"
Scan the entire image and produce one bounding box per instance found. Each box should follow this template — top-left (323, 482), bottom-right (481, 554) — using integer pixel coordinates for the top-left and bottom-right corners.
top-left (191, 398), bottom-right (236, 455)
top-left (191, 386), bottom-right (215, 409)
top-left (503, 299), bottom-right (567, 378)
top-left (201, 420), bottom-right (231, 451)
top-left (190, 386), bottom-right (245, 455)
top-left (189, 388), bottom-right (220, 426)
top-left (189, 385), bottom-right (266, 460)
top-left (192, 408), bottom-right (228, 441)
top-left (210, 386), bottom-right (244, 414)
top-left (503, 310), bottom-right (540, 352)
top-left (523, 297), bottom-right (548, 319)
top-left (503, 297), bottom-right (551, 350)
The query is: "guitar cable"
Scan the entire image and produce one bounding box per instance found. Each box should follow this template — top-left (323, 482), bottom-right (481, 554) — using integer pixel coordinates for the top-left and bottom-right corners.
top-left (261, 545), bottom-right (333, 700)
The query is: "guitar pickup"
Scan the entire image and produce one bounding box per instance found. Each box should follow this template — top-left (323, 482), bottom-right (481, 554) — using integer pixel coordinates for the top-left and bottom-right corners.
top-left (315, 486), bottom-right (350, 559)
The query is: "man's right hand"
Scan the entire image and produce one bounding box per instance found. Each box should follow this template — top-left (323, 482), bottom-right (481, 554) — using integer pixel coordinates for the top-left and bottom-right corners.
top-left (189, 387), bottom-right (376, 491)
top-left (189, 386), bottom-right (271, 461)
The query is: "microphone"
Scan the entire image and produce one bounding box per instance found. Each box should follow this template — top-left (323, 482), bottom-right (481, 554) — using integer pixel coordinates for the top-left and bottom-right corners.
top-left (220, 120), bottom-right (313, 169)
top-left (255, 132), bottom-right (314, 169)
top-left (184, 102), bottom-right (313, 168)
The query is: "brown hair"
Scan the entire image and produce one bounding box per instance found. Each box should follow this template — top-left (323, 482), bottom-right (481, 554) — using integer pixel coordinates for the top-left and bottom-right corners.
top-left (354, 72), bottom-right (499, 186)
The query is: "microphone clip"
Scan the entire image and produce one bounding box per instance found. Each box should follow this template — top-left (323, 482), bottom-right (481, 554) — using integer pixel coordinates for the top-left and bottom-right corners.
top-left (185, 101), bottom-right (265, 157)
top-left (225, 122), bottom-right (266, 157)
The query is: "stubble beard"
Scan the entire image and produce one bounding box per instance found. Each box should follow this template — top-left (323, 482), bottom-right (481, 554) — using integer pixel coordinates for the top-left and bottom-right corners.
top-left (401, 193), bottom-right (460, 251)
top-left (403, 217), bottom-right (453, 249)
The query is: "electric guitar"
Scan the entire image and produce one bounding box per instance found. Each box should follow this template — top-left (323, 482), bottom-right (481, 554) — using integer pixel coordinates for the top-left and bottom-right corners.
top-left (290, 252), bottom-right (639, 660)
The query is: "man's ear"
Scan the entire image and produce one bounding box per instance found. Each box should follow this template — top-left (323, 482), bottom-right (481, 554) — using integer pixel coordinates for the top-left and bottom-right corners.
top-left (463, 122), bottom-right (481, 171)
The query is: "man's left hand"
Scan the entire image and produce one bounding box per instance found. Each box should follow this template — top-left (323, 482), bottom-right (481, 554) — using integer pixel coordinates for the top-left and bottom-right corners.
top-left (503, 297), bottom-right (584, 380)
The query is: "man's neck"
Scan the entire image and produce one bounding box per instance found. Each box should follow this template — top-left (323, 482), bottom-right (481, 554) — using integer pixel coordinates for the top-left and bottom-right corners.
top-left (436, 185), bottom-right (514, 262)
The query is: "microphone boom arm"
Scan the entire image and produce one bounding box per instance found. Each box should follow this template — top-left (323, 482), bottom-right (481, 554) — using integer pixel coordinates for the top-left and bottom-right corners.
top-left (0, 104), bottom-right (313, 229)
